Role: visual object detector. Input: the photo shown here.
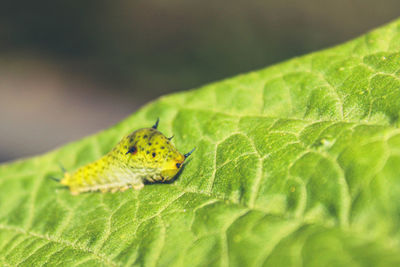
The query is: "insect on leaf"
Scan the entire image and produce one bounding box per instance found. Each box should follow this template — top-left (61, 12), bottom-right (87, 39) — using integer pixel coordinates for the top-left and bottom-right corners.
top-left (1, 19), bottom-right (400, 266)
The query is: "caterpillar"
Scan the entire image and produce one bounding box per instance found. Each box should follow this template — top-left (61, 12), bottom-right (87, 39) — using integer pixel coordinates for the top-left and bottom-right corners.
top-left (60, 119), bottom-right (194, 195)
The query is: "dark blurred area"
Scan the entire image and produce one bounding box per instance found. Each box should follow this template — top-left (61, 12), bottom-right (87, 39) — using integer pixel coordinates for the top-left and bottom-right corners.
top-left (1, 0), bottom-right (399, 162)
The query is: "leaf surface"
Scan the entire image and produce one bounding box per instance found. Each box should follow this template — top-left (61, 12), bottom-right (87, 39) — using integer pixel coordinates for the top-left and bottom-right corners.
top-left (1, 19), bottom-right (400, 266)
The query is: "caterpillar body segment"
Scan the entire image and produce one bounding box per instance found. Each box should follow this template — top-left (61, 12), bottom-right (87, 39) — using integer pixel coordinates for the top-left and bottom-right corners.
top-left (60, 120), bottom-right (193, 195)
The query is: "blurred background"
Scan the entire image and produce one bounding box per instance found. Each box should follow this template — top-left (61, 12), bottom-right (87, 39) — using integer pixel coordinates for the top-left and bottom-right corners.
top-left (1, 0), bottom-right (399, 163)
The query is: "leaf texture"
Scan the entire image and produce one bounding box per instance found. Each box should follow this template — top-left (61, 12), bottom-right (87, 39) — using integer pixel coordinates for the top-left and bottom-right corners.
top-left (1, 19), bottom-right (400, 267)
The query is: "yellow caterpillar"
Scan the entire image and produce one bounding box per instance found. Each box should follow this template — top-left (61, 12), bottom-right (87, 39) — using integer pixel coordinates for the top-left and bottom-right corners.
top-left (60, 119), bottom-right (194, 195)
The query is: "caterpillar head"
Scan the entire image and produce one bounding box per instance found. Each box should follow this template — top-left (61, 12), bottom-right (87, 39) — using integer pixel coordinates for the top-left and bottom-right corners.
top-left (120, 119), bottom-right (194, 182)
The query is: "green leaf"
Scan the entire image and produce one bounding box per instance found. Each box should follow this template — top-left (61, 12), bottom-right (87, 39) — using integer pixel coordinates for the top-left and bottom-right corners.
top-left (1, 19), bottom-right (400, 266)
